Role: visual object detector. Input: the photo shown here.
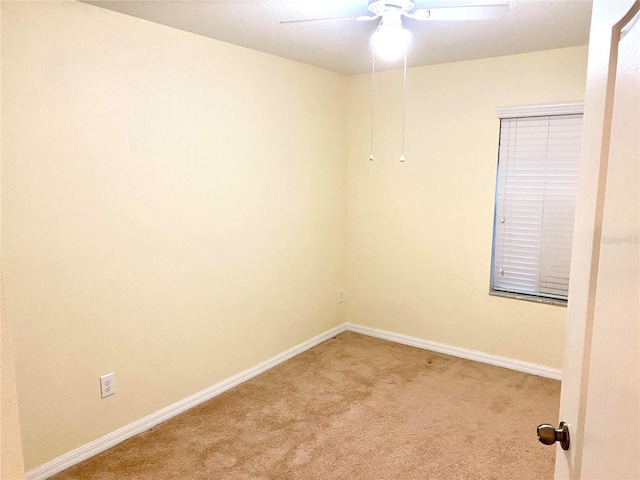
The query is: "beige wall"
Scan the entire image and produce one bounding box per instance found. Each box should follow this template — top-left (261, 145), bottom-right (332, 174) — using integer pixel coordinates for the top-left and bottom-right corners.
top-left (1, 289), bottom-right (26, 480)
top-left (346, 46), bottom-right (588, 370)
top-left (1, 1), bottom-right (347, 470)
top-left (1, 2), bottom-right (26, 477)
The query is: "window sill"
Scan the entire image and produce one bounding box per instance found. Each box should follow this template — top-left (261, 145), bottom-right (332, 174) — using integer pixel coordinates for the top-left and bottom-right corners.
top-left (489, 290), bottom-right (567, 307)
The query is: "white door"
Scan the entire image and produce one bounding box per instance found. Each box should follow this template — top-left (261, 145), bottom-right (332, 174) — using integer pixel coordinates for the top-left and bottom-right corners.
top-left (555, 0), bottom-right (639, 479)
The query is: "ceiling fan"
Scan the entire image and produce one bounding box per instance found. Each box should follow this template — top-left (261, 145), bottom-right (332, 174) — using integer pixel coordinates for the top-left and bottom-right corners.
top-left (282, 1), bottom-right (508, 24)
top-left (284, 1), bottom-right (510, 163)
top-left (282, 1), bottom-right (510, 61)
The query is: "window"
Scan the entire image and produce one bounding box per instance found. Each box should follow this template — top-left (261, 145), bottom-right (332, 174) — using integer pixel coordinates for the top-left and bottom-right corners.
top-left (490, 103), bottom-right (583, 305)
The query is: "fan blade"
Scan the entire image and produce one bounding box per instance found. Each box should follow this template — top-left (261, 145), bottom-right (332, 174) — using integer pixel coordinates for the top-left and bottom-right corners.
top-left (411, 4), bottom-right (509, 21)
top-left (281, 15), bottom-right (377, 25)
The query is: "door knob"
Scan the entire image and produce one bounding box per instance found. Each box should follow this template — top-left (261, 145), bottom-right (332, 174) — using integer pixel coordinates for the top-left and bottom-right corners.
top-left (537, 421), bottom-right (570, 450)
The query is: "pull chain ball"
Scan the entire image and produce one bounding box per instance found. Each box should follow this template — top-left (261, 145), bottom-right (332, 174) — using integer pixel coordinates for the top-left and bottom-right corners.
top-left (370, 154), bottom-right (374, 161)
top-left (399, 154), bottom-right (405, 162)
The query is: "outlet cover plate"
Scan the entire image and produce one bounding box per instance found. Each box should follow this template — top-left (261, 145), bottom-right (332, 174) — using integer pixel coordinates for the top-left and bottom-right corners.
top-left (100, 373), bottom-right (115, 398)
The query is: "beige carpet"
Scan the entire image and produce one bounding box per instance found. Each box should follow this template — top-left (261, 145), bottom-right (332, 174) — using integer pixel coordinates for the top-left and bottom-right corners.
top-left (51, 332), bottom-right (560, 479)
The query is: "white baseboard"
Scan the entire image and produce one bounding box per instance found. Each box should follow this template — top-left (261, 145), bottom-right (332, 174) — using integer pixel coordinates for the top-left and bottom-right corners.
top-left (24, 323), bottom-right (347, 480)
top-left (345, 323), bottom-right (561, 380)
top-left (26, 321), bottom-right (560, 479)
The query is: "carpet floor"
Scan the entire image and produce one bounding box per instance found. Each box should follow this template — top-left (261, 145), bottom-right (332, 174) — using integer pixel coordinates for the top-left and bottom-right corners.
top-left (51, 332), bottom-right (560, 479)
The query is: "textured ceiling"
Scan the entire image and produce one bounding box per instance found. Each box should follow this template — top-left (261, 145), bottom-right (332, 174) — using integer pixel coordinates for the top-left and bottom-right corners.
top-left (82, 0), bottom-right (593, 75)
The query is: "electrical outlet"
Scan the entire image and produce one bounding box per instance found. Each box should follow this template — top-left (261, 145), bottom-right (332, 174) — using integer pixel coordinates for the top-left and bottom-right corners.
top-left (100, 373), bottom-right (115, 399)
top-left (338, 289), bottom-right (345, 303)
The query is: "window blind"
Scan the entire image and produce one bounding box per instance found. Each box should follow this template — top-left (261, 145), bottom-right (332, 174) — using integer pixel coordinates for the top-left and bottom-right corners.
top-left (492, 113), bottom-right (583, 302)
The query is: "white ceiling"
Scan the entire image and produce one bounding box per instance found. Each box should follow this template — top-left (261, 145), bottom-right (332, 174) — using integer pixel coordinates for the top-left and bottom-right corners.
top-left (82, 0), bottom-right (593, 75)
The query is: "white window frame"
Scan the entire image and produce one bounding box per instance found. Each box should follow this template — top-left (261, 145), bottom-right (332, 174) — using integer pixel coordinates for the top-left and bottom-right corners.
top-left (490, 102), bottom-right (584, 306)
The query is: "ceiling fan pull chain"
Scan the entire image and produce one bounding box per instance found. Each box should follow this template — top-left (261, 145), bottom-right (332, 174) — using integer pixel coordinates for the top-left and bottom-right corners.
top-left (400, 49), bottom-right (407, 163)
top-left (370, 47), bottom-right (376, 162)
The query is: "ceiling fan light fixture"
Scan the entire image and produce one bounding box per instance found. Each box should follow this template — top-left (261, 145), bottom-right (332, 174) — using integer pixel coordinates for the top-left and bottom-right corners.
top-left (371, 18), bottom-right (412, 61)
